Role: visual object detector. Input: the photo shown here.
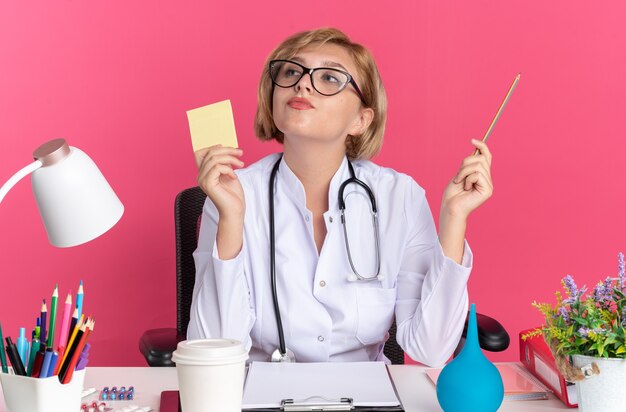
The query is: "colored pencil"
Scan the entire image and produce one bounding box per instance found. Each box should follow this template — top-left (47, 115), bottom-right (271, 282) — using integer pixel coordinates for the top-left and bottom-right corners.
top-left (0, 322), bottom-right (8, 373)
top-left (40, 300), bottom-right (48, 347)
top-left (54, 346), bottom-right (65, 376)
top-left (47, 285), bottom-right (59, 348)
top-left (57, 315), bottom-right (84, 376)
top-left (66, 308), bottom-right (78, 348)
top-left (62, 319), bottom-right (94, 384)
top-left (58, 318), bottom-right (87, 383)
top-left (473, 73), bottom-right (521, 155)
top-left (57, 308), bottom-right (78, 375)
top-left (56, 293), bottom-right (72, 351)
top-left (76, 281), bottom-right (84, 320)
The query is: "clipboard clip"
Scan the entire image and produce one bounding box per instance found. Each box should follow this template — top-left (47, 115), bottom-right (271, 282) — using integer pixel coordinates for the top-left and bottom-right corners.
top-left (281, 396), bottom-right (354, 411)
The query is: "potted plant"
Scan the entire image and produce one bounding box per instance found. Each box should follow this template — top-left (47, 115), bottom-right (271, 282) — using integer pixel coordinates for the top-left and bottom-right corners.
top-left (524, 253), bottom-right (626, 412)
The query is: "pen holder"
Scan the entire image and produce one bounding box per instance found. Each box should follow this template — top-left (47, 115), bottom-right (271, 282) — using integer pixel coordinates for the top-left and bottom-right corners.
top-left (0, 368), bottom-right (85, 412)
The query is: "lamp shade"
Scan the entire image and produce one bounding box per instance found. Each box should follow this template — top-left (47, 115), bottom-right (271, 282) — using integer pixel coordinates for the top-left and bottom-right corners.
top-left (30, 139), bottom-right (124, 247)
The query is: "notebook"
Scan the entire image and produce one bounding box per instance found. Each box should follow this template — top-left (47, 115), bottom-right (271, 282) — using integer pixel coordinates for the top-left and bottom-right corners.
top-left (425, 362), bottom-right (549, 401)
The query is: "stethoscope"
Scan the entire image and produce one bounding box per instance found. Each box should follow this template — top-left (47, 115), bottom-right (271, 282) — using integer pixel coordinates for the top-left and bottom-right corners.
top-left (269, 154), bottom-right (383, 362)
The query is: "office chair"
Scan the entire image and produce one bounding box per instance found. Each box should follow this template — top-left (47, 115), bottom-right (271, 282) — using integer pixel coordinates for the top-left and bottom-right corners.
top-left (139, 187), bottom-right (509, 366)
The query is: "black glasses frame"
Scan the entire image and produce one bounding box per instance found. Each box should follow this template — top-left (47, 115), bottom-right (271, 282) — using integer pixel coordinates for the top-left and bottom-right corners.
top-left (269, 59), bottom-right (366, 104)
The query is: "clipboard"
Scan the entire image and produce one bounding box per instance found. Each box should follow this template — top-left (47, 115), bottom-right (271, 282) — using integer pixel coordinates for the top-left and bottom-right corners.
top-left (160, 361), bottom-right (404, 412)
top-left (159, 391), bottom-right (404, 412)
top-left (241, 362), bottom-right (404, 411)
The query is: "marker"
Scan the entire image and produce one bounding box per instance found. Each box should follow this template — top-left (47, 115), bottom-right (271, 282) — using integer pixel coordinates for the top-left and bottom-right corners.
top-left (27, 338), bottom-right (40, 376)
top-left (16, 327), bottom-right (28, 367)
top-left (76, 343), bottom-right (90, 371)
top-left (34, 318), bottom-right (41, 340)
top-left (473, 73), bottom-right (521, 155)
top-left (40, 300), bottom-right (48, 347)
top-left (30, 345), bottom-right (46, 377)
top-left (5, 337), bottom-right (27, 376)
top-left (56, 293), bottom-right (72, 351)
top-left (0, 322), bottom-right (8, 373)
top-left (47, 285), bottom-right (59, 348)
top-left (40, 348), bottom-right (53, 378)
top-left (76, 280), bottom-right (84, 320)
top-left (46, 351), bottom-right (59, 377)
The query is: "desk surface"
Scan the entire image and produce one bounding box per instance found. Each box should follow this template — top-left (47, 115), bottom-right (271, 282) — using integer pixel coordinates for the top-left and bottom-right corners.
top-left (0, 364), bottom-right (574, 412)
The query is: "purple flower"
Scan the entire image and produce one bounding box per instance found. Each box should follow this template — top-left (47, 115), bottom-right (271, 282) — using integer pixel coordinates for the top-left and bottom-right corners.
top-left (578, 327), bottom-right (590, 337)
top-left (593, 277), bottom-right (613, 306)
top-left (562, 275), bottom-right (587, 305)
top-left (563, 275), bottom-right (578, 297)
top-left (618, 252), bottom-right (625, 290)
top-left (593, 283), bottom-right (605, 303)
top-left (558, 306), bottom-right (570, 323)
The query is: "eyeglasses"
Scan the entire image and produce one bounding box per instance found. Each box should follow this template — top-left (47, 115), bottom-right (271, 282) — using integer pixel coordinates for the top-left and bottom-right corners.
top-left (269, 59), bottom-right (366, 104)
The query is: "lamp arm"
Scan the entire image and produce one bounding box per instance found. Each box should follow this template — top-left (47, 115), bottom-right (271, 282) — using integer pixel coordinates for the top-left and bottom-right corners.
top-left (0, 160), bottom-right (43, 204)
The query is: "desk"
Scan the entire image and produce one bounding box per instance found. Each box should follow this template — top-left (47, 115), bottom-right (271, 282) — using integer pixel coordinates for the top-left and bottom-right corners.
top-left (0, 364), bottom-right (574, 412)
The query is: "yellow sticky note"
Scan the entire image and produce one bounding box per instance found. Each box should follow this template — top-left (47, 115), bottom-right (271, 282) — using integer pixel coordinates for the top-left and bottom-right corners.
top-left (186, 100), bottom-right (239, 152)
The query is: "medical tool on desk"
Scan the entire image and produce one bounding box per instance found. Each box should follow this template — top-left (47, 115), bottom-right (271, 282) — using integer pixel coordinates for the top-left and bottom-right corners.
top-left (268, 155), bottom-right (382, 362)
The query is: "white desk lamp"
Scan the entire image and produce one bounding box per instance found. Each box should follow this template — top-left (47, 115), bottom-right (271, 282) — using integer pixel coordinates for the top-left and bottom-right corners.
top-left (0, 138), bottom-right (123, 247)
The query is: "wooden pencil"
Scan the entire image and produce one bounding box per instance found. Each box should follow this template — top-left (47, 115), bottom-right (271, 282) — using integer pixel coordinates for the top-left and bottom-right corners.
top-left (61, 318), bottom-right (94, 384)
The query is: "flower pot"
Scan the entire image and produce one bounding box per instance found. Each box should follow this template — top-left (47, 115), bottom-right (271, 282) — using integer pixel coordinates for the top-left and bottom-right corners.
top-left (571, 354), bottom-right (626, 412)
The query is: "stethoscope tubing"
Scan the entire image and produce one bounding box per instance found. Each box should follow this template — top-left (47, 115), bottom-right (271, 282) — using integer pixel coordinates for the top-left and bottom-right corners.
top-left (269, 156), bottom-right (288, 356)
top-left (268, 154), bottom-right (382, 361)
top-left (339, 161), bottom-right (381, 281)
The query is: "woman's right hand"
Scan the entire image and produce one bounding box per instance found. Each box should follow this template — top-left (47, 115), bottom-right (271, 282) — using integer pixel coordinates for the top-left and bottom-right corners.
top-left (195, 145), bottom-right (246, 221)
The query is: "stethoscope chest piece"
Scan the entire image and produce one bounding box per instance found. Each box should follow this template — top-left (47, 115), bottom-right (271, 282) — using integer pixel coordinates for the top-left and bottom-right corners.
top-left (271, 348), bottom-right (296, 362)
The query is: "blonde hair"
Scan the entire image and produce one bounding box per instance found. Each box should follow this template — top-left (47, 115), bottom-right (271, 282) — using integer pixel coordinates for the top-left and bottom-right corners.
top-left (254, 28), bottom-right (387, 160)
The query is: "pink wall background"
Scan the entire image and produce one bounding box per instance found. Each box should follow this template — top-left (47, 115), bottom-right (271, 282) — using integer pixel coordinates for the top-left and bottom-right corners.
top-left (1, 1), bottom-right (624, 366)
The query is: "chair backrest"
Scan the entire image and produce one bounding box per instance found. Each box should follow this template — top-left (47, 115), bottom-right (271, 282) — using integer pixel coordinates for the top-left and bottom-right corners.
top-left (174, 186), bottom-right (404, 364)
top-left (175, 186), bottom-right (207, 335)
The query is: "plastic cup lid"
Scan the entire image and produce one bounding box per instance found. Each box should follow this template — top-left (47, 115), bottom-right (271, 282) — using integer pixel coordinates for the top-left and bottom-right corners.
top-left (172, 339), bottom-right (248, 366)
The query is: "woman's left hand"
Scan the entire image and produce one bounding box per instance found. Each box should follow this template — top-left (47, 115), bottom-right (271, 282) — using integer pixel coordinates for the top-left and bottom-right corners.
top-left (441, 139), bottom-right (494, 220)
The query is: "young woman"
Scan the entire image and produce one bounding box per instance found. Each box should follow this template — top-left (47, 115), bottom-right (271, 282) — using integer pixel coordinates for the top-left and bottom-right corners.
top-left (187, 28), bottom-right (493, 367)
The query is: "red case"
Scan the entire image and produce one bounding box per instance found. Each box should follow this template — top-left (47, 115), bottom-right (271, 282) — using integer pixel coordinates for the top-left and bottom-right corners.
top-left (519, 329), bottom-right (578, 408)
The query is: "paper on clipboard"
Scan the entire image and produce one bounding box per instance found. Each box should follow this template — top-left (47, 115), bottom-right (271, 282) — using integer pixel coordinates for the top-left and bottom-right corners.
top-left (242, 361), bottom-right (401, 409)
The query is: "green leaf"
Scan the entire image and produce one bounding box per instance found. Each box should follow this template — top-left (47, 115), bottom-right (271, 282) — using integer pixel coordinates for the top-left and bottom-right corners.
top-left (574, 338), bottom-right (588, 347)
